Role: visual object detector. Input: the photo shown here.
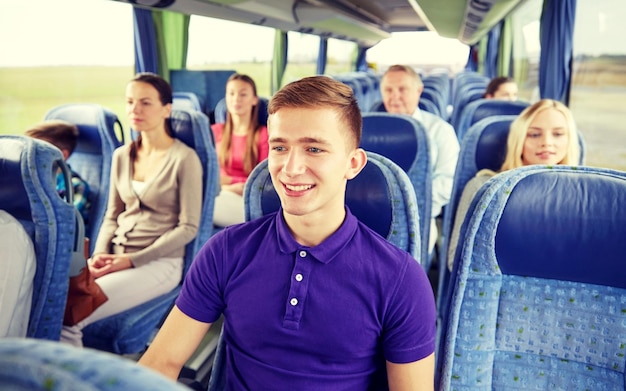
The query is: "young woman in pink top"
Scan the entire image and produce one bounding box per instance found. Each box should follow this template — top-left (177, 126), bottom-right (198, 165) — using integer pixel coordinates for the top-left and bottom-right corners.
top-left (211, 73), bottom-right (269, 227)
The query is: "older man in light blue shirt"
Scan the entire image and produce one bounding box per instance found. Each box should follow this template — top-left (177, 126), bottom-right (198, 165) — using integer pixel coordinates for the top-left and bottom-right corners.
top-left (381, 64), bottom-right (460, 253)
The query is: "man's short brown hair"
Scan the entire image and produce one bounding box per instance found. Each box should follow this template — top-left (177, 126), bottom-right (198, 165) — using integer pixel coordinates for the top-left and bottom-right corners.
top-left (268, 76), bottom-right (362, 149)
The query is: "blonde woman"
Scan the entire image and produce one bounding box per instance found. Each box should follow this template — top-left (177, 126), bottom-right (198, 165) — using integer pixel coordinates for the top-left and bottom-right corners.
top-left (447, 99), bottom-right (580, 270)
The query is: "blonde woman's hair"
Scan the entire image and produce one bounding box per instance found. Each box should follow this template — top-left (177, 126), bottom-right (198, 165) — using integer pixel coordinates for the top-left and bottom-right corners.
top-left (500, 99), bottom-right (580, 171)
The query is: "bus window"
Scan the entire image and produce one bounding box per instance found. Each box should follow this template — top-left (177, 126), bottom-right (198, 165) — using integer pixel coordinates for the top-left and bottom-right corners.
top-left (510, 0), bottom-right (541, 102)
top-left (325, 38), bottom-right (357, 75)
top-left (186, 15), bottom-right (274, 97)
top-left (366, 31), bottom-right (468, 74)
top-left (570, 0), bottom-right (626, 170)
top-left (282, 31), bottom-right (318, 86)
top-left (0, 0), bottom-right (134, 135)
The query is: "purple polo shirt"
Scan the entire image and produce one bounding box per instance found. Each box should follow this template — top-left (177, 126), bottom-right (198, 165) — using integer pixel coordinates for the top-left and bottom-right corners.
top-left (177, 208), bottom-right (436, 390)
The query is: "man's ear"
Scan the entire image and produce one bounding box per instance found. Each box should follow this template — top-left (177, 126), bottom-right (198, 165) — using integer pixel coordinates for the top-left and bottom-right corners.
top-left (61, 149), bottom-right (71, 161)
top-left (346, 148), bottom-right (367, 180)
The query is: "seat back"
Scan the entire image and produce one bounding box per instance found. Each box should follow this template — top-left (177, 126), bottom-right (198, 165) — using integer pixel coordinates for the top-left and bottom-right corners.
top-left (449, 86), bottom-right (485, 130)
top-left (368, 99), bottom-right (440, 117)
top-left (243, 152), bottom-right (421, 261)
top-left (437, 165), bottom-right (626, 390)
top-left (213, 97), bottom-right (269, 126)
top-left (0, 136), bottom-right (76, 340)
top-left (43, 104), bottom-right (124, 247)
top-left (438, 116), bottom-right (588, 309)
top-left (454, 99), bottom-right (530, 140)
top-left (360, 113), bottom-right (431, 267)
top-left (173, 91), bottom-right (203, 112)
top-left (82, 109), bottom-right (220, 354)
top-left (0, 338), bottom-right (189, 390)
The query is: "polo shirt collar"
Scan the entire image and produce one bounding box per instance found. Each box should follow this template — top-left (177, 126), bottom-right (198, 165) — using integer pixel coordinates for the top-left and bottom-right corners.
top-left (411, 107), bottom-right (423, 122)
top-left (274, 207), bottom-right (358, 264)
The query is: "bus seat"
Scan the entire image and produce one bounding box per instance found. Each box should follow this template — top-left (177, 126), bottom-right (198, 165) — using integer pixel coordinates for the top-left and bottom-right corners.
top-left (368, 99), bottom-right (441, 117)
top-left (437, 115), bottom-right (515, 314)
top-left (333, 75), bottom-right (367, 111)
top-left (360, 113), bottom-right (432, 269)
top-left (243, 151), bottom-right (421, 260)
top-left (0, 136), bottom-right (76, 340)
top-left (421, 86), bottom-right (446, 118)
top-left (449, 87), bottom-right (485, 129)
top-left (0, 338), bottom-right (189, 390)
top-left (44, 104), bottom-right (124, 248)
top-left (438, 115), bottom-right (588, 317)
top-left (454, 99), bottom-right (530, 140)
top-left (450, 71), bottom-right (489, 108)
top-left (213, 97), bottom-right (269, 126)
top-left (437, 165), bottom-right (626, 390)
top-left (173, 91), bottom-right (203, 112)
top-left (82, 109), bottom-right (220, 355)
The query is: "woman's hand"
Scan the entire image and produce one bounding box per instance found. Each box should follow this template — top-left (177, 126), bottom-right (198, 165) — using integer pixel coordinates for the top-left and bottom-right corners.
top-left (220, 174), bottom-right (232, 185)
top-left (88, 253), bottom-right (133, 279)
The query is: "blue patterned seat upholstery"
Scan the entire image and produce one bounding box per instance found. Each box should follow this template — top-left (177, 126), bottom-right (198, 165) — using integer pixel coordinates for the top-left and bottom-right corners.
top-left (0, 136), bottom-right (76, 340)
top-left (82, 109), bottom-right (220, 354)
top-left (0, 338), bottom-right (189, 390)
top-left (44, 103), bottom-right (124, 248)
top-left (360, 113), bottom-right (431, 268)
top-left (437, 165), bottom-right (626, 390)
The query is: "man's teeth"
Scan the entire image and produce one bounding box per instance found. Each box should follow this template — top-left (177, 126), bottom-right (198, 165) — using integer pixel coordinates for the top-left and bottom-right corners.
top-left (286, 184), bottom-right (313, 191)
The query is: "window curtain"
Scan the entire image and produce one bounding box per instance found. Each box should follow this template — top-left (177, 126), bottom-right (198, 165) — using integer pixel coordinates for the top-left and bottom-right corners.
top-left (271, 30), bottom-right (288, 94)
top-left (133, 7), bottom-right (159, 74)
top-left (355, 46), bottom-right (368, 72)
top-left (484, 21), bottom-right (502, 79)
top-left (539, 0), bottom-right (577, 102)
top-left (497, 16), bottom-right (513, 77)
top-left (317, 37), bottom-right (328, 75)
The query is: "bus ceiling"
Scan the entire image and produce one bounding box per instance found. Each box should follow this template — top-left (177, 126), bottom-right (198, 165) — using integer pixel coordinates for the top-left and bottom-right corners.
top-left (113, 0), bottom-right (524, 46)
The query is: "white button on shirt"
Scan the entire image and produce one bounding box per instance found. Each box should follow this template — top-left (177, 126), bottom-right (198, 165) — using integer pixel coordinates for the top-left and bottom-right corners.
top-left (290, 298), bottom-right (298, 306)
top-left (299, 250), bottom-right (307, 257)
top-left (295, 274), bottom-right (303, 282)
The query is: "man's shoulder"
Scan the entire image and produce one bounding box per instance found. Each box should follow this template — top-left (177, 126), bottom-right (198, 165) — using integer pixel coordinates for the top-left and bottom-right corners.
top-left (353, 220), bottom-right (414, 263)
top-left (421, 110), bottom-right (453, 130)
top-left (210, 213), bottom-right (277, 245)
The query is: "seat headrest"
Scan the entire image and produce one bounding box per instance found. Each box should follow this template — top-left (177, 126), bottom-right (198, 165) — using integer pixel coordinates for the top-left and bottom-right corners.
top-left (471, 99), bottom-right (530, 123)
top-left (44, 104), bottom-right (122, 154)
top-left (170, 110), bottom-right (198, 149)
top-left (361, 113), bottom-right (420, 172)
top-left (473, 118), bottom-right (512, 171)
top-left (255, 159), bottom-right (393, 239)
top-left (173, 92), bottom-right (203, 112)
top-left (494, 168), bottom-right (626, 289)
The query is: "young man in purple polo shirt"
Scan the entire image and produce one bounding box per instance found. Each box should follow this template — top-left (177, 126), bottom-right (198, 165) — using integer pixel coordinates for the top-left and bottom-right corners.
top-left (139, 76), bottom-right (436, 390)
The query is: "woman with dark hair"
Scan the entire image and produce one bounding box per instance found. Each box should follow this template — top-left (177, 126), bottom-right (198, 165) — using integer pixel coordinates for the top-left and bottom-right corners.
top-left (61, 73), bottom-right (203, 346)
top-left (483, 76), bottom-right (518, 101)
top-left (212, 73), bottom-right (268, 227)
